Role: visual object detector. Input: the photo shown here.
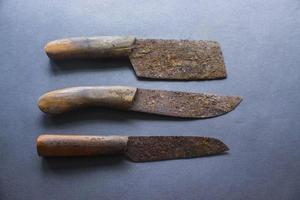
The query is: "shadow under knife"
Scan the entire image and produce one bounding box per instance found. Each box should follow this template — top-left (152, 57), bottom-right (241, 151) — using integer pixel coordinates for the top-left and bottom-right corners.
top-left (47, 58), bottom-right (219, 82)
top-left (41, 155), bottom-right (128, 173)
top-left (40, 107), bottom-right (196, 127)
top-left (48, 58), bottom-right (135, 75)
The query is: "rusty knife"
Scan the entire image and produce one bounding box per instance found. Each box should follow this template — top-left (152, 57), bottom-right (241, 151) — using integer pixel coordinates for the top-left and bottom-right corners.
top-left (44, 36), bottom-right (227, 80)
top-left (37, 134), bottom-right (229, 162)
top-left (38, 86), bottom-right (242, 118)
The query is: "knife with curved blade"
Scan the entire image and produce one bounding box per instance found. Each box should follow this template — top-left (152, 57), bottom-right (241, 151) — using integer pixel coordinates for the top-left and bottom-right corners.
top-left (44, 36), bottom-right (227, 80)
top-left (38, 86), bottom-right (242, 118)
top-left (37, 135), bottom-right (229, 162)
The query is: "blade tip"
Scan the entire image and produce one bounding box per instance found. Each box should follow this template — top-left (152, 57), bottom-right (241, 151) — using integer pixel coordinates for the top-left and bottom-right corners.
top-left (211, 138), bottom-right (229, 154)
top-left (223, 143), bottom-right (230, 152)
top-left (232, 96), bottom-right (243, 108)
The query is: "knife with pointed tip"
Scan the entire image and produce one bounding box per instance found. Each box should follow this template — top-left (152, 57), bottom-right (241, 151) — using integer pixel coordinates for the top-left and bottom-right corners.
top-left (44, 36), bottom-right (227, 80)
top-left (38, 86), bottom-right (242, 118)
top-left (37, 134), bottom-right (229, 162)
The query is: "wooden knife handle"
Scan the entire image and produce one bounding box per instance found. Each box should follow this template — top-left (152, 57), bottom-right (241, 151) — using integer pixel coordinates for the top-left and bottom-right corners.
top-left (38, 86), bottom-right (137, 114)
top-left (44, 36), bottom-right (136, 60)
top-left (37, 135), bottom-right (129, 157)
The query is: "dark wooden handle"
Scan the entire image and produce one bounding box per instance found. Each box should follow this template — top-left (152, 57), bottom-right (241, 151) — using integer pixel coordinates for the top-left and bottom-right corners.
top-left (44, 36), bottom-right (136, 60)
top-left (38, 86), bottom-right (137, 114)
top-left (37, 135), bottom-right (129, 157)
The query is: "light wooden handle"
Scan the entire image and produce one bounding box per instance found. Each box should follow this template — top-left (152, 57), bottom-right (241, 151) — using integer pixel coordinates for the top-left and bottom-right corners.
top-left (44, 36), bottom-right (136, 60)
top-left (37, 135), bottom-right (129, 157)
top-left (38, 86), bottom-right (137, 114)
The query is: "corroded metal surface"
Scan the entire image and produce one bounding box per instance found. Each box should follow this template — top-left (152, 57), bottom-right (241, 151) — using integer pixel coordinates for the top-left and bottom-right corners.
top-left (129, 39), bottom-right (227, 80)
top-left (129, 88), bottom-right (242, 118)
top-left (125, 136), bottom-right (229, 162)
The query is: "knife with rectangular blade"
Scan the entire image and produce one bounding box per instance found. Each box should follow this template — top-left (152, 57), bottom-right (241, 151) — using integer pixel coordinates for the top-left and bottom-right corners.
top-left (37, 135), bottom-right (229, 162)
top-left (38, 86), bottom-right (242, 118)
top-left (44, 36), bottom-right (227, 80)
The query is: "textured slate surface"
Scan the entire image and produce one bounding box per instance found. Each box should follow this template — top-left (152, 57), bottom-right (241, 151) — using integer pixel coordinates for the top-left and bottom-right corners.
top-left (0, 0), bottom-right (299, 199)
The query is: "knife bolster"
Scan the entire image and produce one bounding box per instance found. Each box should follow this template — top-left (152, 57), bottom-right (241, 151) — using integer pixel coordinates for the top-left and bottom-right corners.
top-left (38, 86), bottom-right (137, 114)
top-left (44, 36), bottom-right (136, 60)
top-left (37, 135), bottom-right (129, 157)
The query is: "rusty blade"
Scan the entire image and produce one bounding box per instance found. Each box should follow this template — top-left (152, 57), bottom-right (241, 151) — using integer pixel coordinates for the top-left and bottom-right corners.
top-left (129, 39), bottom-right (227, 80)
top-left (125, 136), bottom-right (228, 162)
top-left (129, 88), bottom-right (242, 118)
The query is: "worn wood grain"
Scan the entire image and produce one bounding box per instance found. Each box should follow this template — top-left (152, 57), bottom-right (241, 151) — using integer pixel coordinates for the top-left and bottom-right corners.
top-left (44, 36), bottom-right (136, 59)
top-left (38, 86), bottom-right (137, 114)
top-left (37, 135), bottom-right (128, 156)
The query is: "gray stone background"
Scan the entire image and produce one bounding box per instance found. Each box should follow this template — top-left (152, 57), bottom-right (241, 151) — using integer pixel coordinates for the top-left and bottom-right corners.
top-left (0, 0), bottom-right (299, 199)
